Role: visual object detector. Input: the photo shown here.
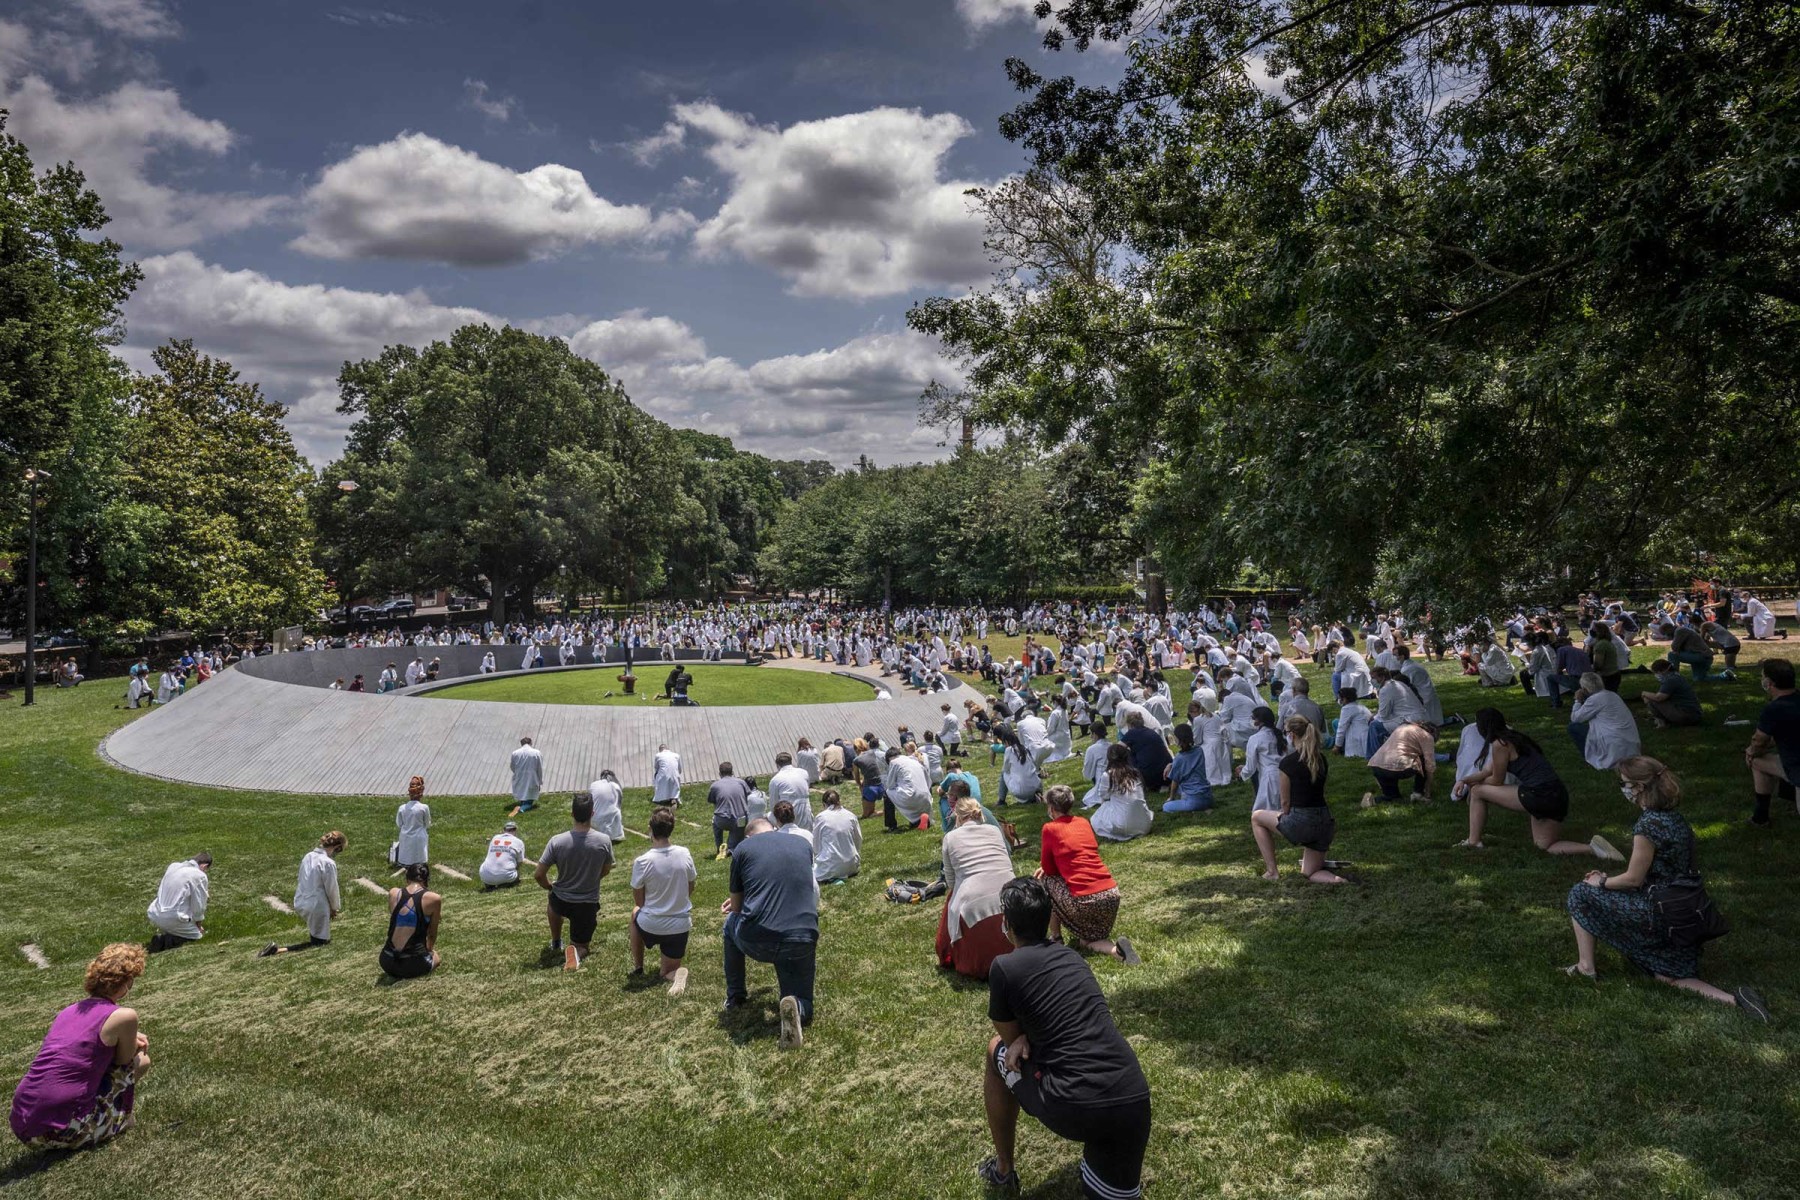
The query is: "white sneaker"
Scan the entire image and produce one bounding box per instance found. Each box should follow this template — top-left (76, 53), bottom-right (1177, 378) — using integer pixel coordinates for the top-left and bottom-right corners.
top-left (668, 966), bottom-right (689, 997)
top-left (778, 995), bottom-right (804, 1049)
top-left (1590, 835), bottom-right (1625, 863)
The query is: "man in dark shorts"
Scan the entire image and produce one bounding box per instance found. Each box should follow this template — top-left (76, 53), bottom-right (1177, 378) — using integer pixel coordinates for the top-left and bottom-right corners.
top-left (722, 817), bottom-right (819, 1049)
top-left (535, 793), bottom-right (614, 970)
top-left (979, 877), bottom-right (1152, 1199)
top-left (1747, 658), bottom-right (1800, 827)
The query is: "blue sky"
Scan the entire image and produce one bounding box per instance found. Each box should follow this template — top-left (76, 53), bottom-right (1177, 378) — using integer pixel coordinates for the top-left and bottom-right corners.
top-left (1, 0), bottom-right (1124, 466)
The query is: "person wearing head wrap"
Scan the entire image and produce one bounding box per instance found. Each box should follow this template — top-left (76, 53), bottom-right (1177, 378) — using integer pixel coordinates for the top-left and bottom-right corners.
top-left (395, 776), bottom-right (431, 868)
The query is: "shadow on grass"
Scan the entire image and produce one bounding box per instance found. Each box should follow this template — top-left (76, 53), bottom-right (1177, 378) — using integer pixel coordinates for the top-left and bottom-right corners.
top-left (717, 992), bottom-right (785, 1045)
top-left (0, 1148), bottom-right (72, 1185)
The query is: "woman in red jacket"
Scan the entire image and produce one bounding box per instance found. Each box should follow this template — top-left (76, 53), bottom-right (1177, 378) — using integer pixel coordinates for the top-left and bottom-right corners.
top-left (1034, 785), bottom-right (1139, 964)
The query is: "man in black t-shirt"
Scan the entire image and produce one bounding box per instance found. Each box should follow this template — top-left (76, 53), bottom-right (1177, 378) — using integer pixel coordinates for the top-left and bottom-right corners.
top-left (1747, 658), bottom-right (1800, 826)
top-left (978, 877), bottom-right (1152, 1199)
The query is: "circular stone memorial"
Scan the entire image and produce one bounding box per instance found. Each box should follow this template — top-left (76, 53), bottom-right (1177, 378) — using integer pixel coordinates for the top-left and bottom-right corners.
top-left (420, 663), bottom-right (875, 706)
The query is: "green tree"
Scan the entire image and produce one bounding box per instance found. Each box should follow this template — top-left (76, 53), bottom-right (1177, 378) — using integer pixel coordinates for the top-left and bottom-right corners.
top-left (915, 0), bottom-right (1800, 613)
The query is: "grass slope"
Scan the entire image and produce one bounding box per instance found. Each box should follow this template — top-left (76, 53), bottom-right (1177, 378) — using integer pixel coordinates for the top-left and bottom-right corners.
top-left (421, 663), bottom-right (875, 706)
top-left (2, 633), bottom-right (1798, 1199)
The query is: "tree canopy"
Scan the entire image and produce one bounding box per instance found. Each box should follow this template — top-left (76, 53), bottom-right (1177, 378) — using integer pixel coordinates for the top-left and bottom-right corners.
top-left (912, 0), bottom-right (1800, 615)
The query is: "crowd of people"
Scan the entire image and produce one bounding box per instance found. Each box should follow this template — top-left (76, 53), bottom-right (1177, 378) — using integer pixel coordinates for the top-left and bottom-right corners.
top-left (12, 589), bottom-right (1797, 1198)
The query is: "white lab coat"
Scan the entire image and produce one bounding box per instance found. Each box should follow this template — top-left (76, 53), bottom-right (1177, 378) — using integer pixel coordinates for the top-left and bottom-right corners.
top-left (812, 806), bottom-right (862, 883)
top-left (1571, 690), bottom-right (1641, 770)
top-left (1335, 702), bottom-right (1374, 758)
top-left (146, 859), bottom-right (209, 940)
top-left (1090, 778), bottom-right (1153, 842)
top-left (589, 778), bottom-right (625, 842)
top-left (1747, 598), bottom-right (1775, 639)
top-left (1242, 727), bottom-right (1283, 811)
top-left (1334, 650), bottom-right (1374, 699)
top-left (1400, 660), bottom-right (1444, 725)
top-left (1000, 744), bottom-right (1043, 802)
top-left (1219, 691), bottom-right (1258, 749)
top-left (293, 847), bottom-right (340, 940)
top-left (769, 765), bottom-right (814, 829)
top-left (1045, 708), bottom-right (1073, 762)
top-left (1479, 645), bottom-right (1516, 687)
top-left (885, 755), bottom-right (933, 823)
top-left (1080, 737), bottom-right (1111, 806)
top-left (652, 750), bottom-right (682, 804)
top-left (1197, 714), bottom-right (1235, 786)
top-left (510, 745), bottom-right (543, 805)
top-left (395, 799), bottom-right (431, 866)
top-left (1016, 714), bottom-right (1052, 765)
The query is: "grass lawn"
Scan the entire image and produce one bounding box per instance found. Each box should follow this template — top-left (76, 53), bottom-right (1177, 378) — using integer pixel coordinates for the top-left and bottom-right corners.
top-left (2, 629), bottom-right (1798, 1199)
top-left (421, 663), bottom-right (875, 706)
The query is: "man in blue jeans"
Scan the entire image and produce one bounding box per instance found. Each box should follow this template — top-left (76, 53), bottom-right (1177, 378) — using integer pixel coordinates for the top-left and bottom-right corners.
top-left (722, 817), bottom-right (819, 1048)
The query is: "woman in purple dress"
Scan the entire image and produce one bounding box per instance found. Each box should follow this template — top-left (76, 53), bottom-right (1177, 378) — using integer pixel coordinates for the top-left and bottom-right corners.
top-left (9, 943), bottom-right (152, 1149)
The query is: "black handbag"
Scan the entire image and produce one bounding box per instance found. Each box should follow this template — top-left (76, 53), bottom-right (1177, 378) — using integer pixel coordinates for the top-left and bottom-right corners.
top-left (1647, 878), bottom-right (1729, 948)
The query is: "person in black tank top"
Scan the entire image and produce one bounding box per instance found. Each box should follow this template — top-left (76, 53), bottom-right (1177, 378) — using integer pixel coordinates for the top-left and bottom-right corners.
top-left (1453, 708), bottom-right (1624, 862)
top-left (380, 863), bottom-right (441, 979)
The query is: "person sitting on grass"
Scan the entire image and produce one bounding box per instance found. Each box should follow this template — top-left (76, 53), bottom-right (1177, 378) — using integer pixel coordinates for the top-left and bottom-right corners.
top-left (8, 943), bottom-right (151, 1150)
top-left (1746, 657), bottom-right (1800, 828)
top-left (1250, 716), bottom-right (1346, 884)
top-left (1035, 785), bottom-right (1138, 964)
top-left (812, 789), bottom-right (862, 884)
top-left (380, 863), bottom-right (442, 980)
top-left (536, 794), bottom-right (614, 971)
top-left (722, 817), bottom-right (819, 1050)
top-left (936, 796), bottom-right (1015, 980)
top-left (259, 831), bottom-right (346, 958)
top-left (1118, 711), bottom-right (1172, 798)
top-left (1453, 708), bottom-right (1625, 861)
top-left (1565, 756), bottom-right (1769, 1021)
top-left (1162, 722), bottom-right (1216, 813)
top-left (1333, 687), bottom-right (1375, 758)
top-left (1363, 720), bottom-right (1438, 806)
top-left (1699, 621), bottom-right (1740, 679)
top-left (629, 807), bottom-right (695, 996)
top-left (1569, 671), bottom-right (1642, 769)
top-left (1638, 659), bottom-right (1703, 729)
top-left (1086, 743), bottom-right (1154, 843)
top-left (998, 724), bottom-right (1045, 807)
top-left (976, 877), bottom-right (1153, 1199)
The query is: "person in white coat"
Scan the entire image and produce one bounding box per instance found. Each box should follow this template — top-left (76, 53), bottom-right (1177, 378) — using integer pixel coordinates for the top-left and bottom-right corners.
top-left (1332, 646), bottom-right (1375, 699)
top-left (1089, 743), bottom-right (1154, 842)
top-left (146, 853), bottom-right (212, 951)
top-left (811, 789), bottom-right (862, 883)
top-left (1241, 707), bottom-right (1286, 812)
top-left (1044, 697), bottom-right (1074, 762)
top-left (652, 745), bottom-right (683, 805)
top-left (1015, 710), bottom-right (1053, 767)
top-left (769, 752), bottom-right (814, 830)
top-left (1745, 594), bottom-right (1778, 639)
top-left (260, 831), bottom-right (346, 957)
top-left (1395, 646), bottom-right (1444, 725)
top-left (1219, 685), bottom-right (1259, 750)
top-left (1478, 641), bottom-right (1517, 688)
top-left (1568, 672), bottom-right (1642, 769)
top-left (510, 737), bottom-right (544, 815)
top-left (1080, 719), bottom-right (1113, 806)
top-left (480, 651), bottom-right (497, 674)
top-left (155, 668), bottom-right (178, 705)
top-left (1193, 696), bottom-right (1235, 787)
top-left (589, 770), bottom-right (626, 842)
top-left (884, 747), bottom-right (934, 828)
top-left (395, 776), bottom-right (431, 867)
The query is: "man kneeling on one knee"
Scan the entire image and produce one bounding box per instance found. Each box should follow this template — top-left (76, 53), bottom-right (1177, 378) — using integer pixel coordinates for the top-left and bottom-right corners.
top-left (978, 876), bottom-right (1152, 1199)
top-left (1639, 659), bottom-right (1703, 729)
top-left (721, 817), bottom-right (818, 1047)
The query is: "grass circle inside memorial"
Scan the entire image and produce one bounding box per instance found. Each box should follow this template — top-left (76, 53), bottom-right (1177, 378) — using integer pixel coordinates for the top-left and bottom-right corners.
top-left (419, 663), bottom-right (877, 706)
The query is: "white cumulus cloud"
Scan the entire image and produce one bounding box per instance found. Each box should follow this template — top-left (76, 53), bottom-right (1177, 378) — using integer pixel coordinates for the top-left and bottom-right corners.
top-left (665, 101), bottom-right (991, 299)
top-left (955, 0), bottom-right (1046, 31)
top-left (293, 132), bottom-right (694, 266)
top-left (0, 73), bottom-right (283, 247)
top-left (71, 0), bottom-right (178, 39)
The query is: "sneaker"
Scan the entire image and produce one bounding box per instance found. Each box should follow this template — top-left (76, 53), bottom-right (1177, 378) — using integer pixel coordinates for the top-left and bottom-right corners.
top-left (917, 813), bottom-right (931, 831)
top-left (1735, 985), bottom-right (1770, 1023)
top-left (564, 945), bottom-right (580, 972)
top-left (550, 938), bottom-right (563, 952)
top-left (1590, 835), bottom-right (1625, 863)
top-left (668, 966), bottom-right (689, 997)
top-left (975, 1156), bottom-right (1020, 1194)
top-left (1360, 792), bottom-right (1375, 809)
top-left (778, 995), bottom-right (804, 1049)
top-left (714, 844), bottom-right (729, 861)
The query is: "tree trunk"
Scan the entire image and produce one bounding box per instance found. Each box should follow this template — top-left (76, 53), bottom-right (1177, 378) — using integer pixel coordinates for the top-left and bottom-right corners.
top-left (1143, 550), bottom-right (1167, 616)
top-left (488, 572), bottom-right (509, 626)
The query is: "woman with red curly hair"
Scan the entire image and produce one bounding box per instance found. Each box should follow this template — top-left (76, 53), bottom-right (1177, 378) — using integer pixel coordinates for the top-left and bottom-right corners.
top-left (9, 943), bottom-right (152, 1149)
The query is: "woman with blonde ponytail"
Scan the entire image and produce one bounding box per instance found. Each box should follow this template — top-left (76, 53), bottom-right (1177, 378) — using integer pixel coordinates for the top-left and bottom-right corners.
top-left (1250, 717), bottom-right (1346, 884)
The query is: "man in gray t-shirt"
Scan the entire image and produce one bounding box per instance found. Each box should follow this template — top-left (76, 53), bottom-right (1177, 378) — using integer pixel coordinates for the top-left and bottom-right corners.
top-left (534, 793), bottom-right (614, 968)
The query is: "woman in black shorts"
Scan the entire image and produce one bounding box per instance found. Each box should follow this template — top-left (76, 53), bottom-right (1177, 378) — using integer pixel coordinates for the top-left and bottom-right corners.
top-left (1250, 716), bottom-right (1347, 884)
top-left (1453, 708), bottom-right (1625, 861)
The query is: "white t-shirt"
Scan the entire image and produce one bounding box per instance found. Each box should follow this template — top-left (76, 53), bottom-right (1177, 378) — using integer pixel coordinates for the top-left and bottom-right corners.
top-left (630, 844), bottom-right (697, 936)
top-left (479, 832), bottom-right (527, 886)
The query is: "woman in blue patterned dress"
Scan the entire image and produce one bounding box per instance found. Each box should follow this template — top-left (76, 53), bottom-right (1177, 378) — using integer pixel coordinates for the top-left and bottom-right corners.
top-left (1565, 756), bottom-right (1769, 1020)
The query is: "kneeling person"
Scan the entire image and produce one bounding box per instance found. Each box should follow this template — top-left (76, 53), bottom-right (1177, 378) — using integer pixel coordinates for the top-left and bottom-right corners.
top-left (536, 794), bottom-right (614, 970)
top-left (722, 818), bottom-right (819, 1048)
top-left (479, 821), bottom-right (527, 889)
top-left (979, 877), bottom-right (1152, 1199)
top-left (145, 852), bottom-right (211, 952)
top-left (630, 807), bottom-right (697, 995)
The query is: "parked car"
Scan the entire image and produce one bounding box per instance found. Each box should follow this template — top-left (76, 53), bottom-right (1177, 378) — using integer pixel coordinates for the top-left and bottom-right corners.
top-left (447, 595), bottom-right (481, 612)
top-left (349, 605), bottom-right (378, 621)
top-left (379, 597), bottom-right (416, 617)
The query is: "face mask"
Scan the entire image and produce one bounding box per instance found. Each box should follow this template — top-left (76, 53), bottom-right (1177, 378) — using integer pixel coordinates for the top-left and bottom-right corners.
top-left (1620, 785), bottom-right (1637, 802)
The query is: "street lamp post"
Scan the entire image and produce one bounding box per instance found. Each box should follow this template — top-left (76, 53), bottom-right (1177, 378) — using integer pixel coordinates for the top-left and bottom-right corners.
top-left (22, 468), bottom-right (50, 707)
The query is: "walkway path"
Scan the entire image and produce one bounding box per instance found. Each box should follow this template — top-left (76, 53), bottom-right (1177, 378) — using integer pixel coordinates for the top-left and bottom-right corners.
top-left (101, 661), bottom-right (963, 796)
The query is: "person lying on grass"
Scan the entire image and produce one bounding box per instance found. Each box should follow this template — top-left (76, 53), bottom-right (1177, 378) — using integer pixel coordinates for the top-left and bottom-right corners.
top-left (1565, 756), bottom-right (1769, 1022)
top-left (1250, 716), bottom-right (1347, 885)
top-left (977, 877), bottom-right (1153, 1199)
top-left (1453, 708), bottom-right (1625, 861)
